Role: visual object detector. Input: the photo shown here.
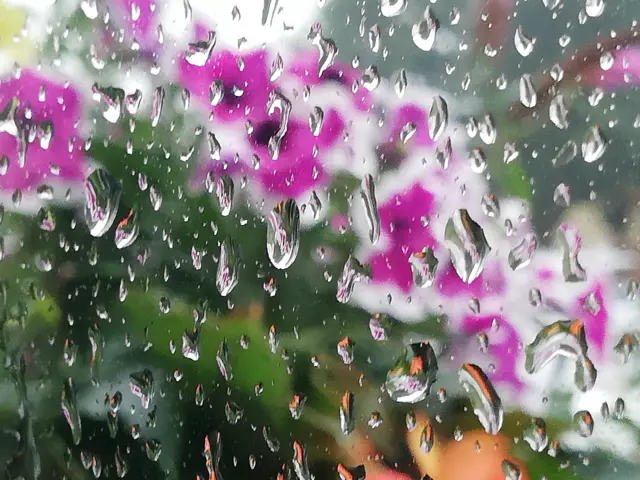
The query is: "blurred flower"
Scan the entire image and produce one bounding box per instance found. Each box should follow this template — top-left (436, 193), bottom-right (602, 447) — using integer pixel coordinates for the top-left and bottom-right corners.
top-left (113, 0), bottom-right (161, 51)
top-left (0, 69), bottom-right (86, 206)
top-left (188, 48), bottom-right (382, 208)
top-left (178, 26), bottom-right (275, 123)
top-left (349, 107), bottom-right (487, 320)
top-left (580, 46), bottom-right (640, 88)
top-left (288, 53), bottom-right (372, 112)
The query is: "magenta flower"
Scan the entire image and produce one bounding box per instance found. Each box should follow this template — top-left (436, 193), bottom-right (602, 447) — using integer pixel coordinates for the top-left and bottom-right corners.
top-left (367, 183), bottom-right (438, 293)
top-left (0, 70), bottom-right (86, 194)
top-left (288, 53), bottom-right (372, 112)
top-left (195, 103), bottom-right (347, 200)
top-left (178, 25), bottom-right (275, 123)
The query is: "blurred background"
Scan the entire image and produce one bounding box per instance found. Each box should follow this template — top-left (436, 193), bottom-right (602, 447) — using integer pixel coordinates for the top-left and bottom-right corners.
top-left (0, 0), bottom-right (639, 479)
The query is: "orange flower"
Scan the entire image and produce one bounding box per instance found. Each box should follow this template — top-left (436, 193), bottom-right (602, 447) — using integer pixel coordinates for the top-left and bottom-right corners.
top-left (406, 412), bottom-right (529, 480)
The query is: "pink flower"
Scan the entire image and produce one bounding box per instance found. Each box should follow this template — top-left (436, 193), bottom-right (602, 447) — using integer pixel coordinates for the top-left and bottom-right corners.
top-left (0, 70), bottom-right (86, 194)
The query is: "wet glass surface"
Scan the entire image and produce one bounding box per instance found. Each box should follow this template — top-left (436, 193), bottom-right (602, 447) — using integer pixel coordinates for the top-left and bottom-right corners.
top-left (0, 0), bottom-right (640, 479)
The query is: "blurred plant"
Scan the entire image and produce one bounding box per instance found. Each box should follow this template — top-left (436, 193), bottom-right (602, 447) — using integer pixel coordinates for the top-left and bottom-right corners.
top-left (1, 1), bottom-right (640, 480)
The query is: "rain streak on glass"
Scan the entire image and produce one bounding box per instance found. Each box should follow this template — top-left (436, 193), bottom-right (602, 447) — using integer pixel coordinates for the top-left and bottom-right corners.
top-left (61, 378), bottom-right (82, 445)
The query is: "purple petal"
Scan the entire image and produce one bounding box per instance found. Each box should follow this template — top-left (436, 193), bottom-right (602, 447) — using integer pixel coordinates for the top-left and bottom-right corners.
top-left (386, 104), bottom-right (433, 147)
top-left (369, 184), bottom-right (438, 293)
top-left (0, 71), bottom-right (86, 191)
top-left (436, 261), bottom-right (506, 298)
top-left (179, 47), bottom-right (273, 122)
top-left (121, 0), bottom-right (156, 44)
top-left (288, 53), bottom-right (372, 112)
top-left (461, 314), bottom-right (524, 390)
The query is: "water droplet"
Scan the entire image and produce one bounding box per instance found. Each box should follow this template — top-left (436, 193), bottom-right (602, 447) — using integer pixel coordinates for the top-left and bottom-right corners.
top-left (394, 69), bottom-right (408, 98)
top-left (84, 169), bottom-right (122, 237)
top-left (552, 140), bottom-right (577, 167)
top-left (336, 255), bottom-right (370, 304)
top-left (409, 248), bottom-right (439, 288)
top-left (481, 194), bottom-right (500, 218)
top-left (339, 391), bottom-right (355, 435)
top-left (216, 339), bottom-right (233, 381)
top-left (549, 94), bottom-right (569, 130)
top-left (420, 420), bottom-right (435, 453)
top-left (385, 342), bottom-right (438, 403)
top-left (553, 183), bottom-right (571, 207)
top-left (308, 106), bottom-right (324, 137)
top-left (361, 65), bottom-right (380, 91)
top-left (585, 0), bottom-right (604, 17)
top-left (444, 209), bottom-right (491, 284)
top-left (581, 125), bottom-right (607, 163)
top-left (519, 74), bottom-right (537, 108)
top-left (508, 233), bottom-right (537, 271)
top-left (380, 0), bottom-right (407, 17)
top-left (523, 417), bottom-right (548, 452)
top-left (469, 148), bottom-right (488, 173)
top-left (80, 0), bottom-right (98, 19)
top-left (337, 336), bottom-right (355, 364)
top-left (360, 174), bottom-right (380, 245)
top-left (412, 7), bottom-right (438, 52)
top-left (573, 410), bottom-right (594, 437)
top-left (502, 460), bottom-right (522, 480)
top-left (216, 238), bottom-right (241, 296)
top-left (91, 84), bottom-right (125, 123)
top-left (292, 441), bottom-right (312, 480)
top-left (459, 363), bottom-right (504, 434)
top-left (558, 224), bottom-right (587, 282)
top-left (61, 378), bottom-right (82, 445)
top-left (267, 199), bottom-right (301, 270)
top-left (129, 369), bottom-right (154, 409)
top-left (185, 31), bottom-right (217, 66)
top-left (215, 175), bottom-right (234, 216)
top-left (525, 320), bottom-right (597, 392)
top-left (265, 91), bottom-right (292, 160)
top-left (614, 333), bottom-right (638, 363)
top-left (308, 23), bottom-right (338, 77)
top-left (428, 96), bottom-right (448, 141)
top-left (115, 209), bottom-right (139, 249)
top-left (514, 25), bottom-right (535, 57)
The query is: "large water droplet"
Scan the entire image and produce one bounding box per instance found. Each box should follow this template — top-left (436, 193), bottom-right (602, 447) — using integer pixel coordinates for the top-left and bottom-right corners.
top-left (412, 7), bottom-right (438, 52)
top-left (581, 125), bottom-right (607, 163)
top-left (385, 342), bottom-right (438, 403)
top-left (514, 25), bottom-right (535, 57)
top-left (61, 378), bottom-right (82, 445)
top-left (360, 174), bottom-right (380, 245)
top-left (336, 255), bottom-right (371, 304)
top-left (216, 238), bottom-right (241, 296)
top-left (267, 199), bottom-right (300, 270)
top-left (459, 363), bottom-right (504, 435)
top-left (380, 0), bottom-right (407, 17)
top-left (428, 96), bottom-right (448, 141)
top-left (84, 169), bottom-right (122, 238)
top-left (444, 209), bottom-right (491, 284)
top-left (115, 209), bottom-right (139, 249)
